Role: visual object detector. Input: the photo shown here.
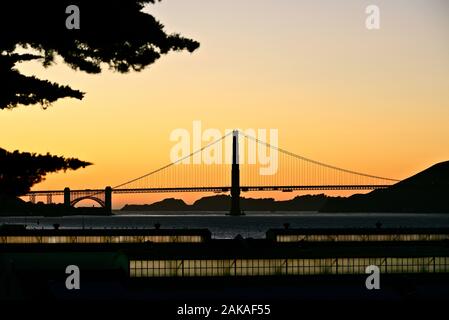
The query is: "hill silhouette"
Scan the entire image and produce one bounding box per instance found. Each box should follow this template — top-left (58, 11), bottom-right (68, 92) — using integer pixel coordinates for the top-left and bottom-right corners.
top-left (121, 194), bottom-right (330, 212)
top-left (321, 161), bottom-right (449, 213)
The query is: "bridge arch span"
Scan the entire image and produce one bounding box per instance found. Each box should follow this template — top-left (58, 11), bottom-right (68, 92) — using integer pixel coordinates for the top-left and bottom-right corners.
top-left (71, 196), bottom-right (106, 208)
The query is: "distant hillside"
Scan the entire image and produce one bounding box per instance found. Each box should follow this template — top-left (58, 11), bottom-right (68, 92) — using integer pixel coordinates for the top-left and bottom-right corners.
top-left (121, 194), bottom-right (330, 212)
top-left (321, 161), bottom-right (449, 213)
top-left (125, 198), bottom-right (191, 211)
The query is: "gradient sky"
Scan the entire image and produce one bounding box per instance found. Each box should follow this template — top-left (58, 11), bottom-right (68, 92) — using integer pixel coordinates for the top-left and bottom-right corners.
top-left (1, 0), bottom-right (449, 208)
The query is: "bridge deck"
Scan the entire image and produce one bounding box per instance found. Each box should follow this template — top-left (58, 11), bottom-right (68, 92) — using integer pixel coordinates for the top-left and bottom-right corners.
top-left (25, 185), bottom-right (391, 196)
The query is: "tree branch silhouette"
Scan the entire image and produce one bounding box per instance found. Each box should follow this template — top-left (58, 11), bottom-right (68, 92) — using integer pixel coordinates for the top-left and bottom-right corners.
top-left (0, 1), bottom-right (199, 204)
top-left (0, 148), bottom-right (92, 197)
top-left (0, 0), bottom-right (200, 109)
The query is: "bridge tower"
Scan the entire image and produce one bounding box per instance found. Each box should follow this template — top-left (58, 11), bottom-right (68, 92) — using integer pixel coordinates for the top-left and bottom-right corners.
top-left (230, 130), bottom-right (243, 216)
top-left (64, 187), bottom-right (71, 209)
top-left (105, 186), bottom-right (112, 214)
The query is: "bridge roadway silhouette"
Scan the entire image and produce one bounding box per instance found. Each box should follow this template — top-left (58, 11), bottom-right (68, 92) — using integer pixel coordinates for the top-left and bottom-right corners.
top-left (25, 131), bottom-right (399, 215)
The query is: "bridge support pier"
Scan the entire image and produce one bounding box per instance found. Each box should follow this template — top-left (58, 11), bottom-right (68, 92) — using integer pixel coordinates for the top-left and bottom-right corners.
top-left (230, 130), bottom-right (243, 216)
top-left (105, 186), bottom-right (112, 214)
top-left (64, 187), bottom-right (71, 209)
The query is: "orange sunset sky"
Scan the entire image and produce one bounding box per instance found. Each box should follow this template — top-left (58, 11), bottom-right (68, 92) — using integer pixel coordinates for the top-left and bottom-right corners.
top-left (1, 0), bottom-right (449, 209)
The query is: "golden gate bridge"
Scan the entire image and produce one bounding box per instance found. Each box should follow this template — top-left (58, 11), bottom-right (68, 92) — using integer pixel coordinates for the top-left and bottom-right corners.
top-left (25, 130), bottom-right (399, 215)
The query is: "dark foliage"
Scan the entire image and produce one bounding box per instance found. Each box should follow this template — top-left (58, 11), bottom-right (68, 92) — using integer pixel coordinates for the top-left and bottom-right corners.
top-left (0, 0), bottom-right (200, 109)
top-left (0, 148), bottom-right (92, 196)
top-left (0, 1), bottom-right (199, 206)
top-left (0, 54), bottom-right (85, 109)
